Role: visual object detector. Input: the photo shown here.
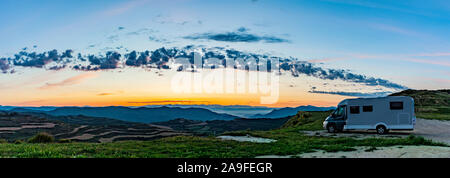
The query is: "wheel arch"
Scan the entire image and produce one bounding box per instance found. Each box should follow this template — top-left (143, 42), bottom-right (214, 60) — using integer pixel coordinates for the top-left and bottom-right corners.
top-left (374, 122), bottom-right (388, 130)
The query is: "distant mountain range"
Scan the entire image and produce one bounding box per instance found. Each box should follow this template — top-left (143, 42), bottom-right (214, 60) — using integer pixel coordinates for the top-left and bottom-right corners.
top-left (6, 106), bottom-right (237, 123)
top-left (250, 105), bottom-right (336, 118)
top-left (0, 105), bottom-right (336, 123)
top-left (134, 104), bottom-right (274, 118)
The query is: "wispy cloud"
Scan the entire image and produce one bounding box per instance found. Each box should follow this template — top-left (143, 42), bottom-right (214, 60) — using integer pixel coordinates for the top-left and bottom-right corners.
top-left (320, 0), bottom-right (436, 17)
top-left (318, 52), bottom-right (450, 68)
top-left (101, 0), bottom-right (150, 17)
top-left (307, 57), bottom-right (347, 63)
top-left (404, 58), bottom-right (450, 67)
top-left (369, 23), bottom-right (425, 37)
top-left (97, 93), bottom-right (114, 96)
top-left (413, 52), bottom-right (450, 57)
top-left (39, 72), bottom-right (98, 90)
top-left (97, 90), bottom-right (124, 96)
top-left (309, 90), bottom-right (391, 97)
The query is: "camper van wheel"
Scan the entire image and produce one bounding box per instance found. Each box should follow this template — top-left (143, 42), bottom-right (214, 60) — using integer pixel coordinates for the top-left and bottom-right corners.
top-left (376, 125), bottom-right (387, 135)
top-left (327, 125), bottom-right (336, 133)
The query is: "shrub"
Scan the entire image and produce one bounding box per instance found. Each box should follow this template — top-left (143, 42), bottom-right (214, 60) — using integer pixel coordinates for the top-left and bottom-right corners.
top-left (28, 132), bottom-right (55, 143)
top-left (14, 140), bottom-right (24, 144)
top-left (0, 139), bottom-right (8, 144)
top-left (58, 139), bottom-right (72, 143)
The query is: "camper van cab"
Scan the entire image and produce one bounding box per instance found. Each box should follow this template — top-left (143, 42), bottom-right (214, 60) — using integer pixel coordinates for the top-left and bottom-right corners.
top-left (323, 96), bottom-right (416, 134)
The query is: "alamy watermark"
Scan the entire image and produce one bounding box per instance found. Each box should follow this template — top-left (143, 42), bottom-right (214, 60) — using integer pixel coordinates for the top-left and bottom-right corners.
top-left (171, 52), bottom-right (280, 104)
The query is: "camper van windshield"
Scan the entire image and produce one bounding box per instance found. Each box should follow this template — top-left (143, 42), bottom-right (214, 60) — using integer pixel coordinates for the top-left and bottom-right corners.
top-left (333, 106), bottom-right (345, 117)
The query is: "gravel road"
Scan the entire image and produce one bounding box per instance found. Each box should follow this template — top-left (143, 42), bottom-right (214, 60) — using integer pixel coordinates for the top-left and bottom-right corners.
top-left (413, 118), bottom-right (450, 145)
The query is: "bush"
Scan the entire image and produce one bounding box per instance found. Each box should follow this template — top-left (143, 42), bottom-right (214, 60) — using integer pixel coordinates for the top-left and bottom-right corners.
top-left (58, 139), bottom-right (72, 143)
top-left (28, 132), bottom-right (55, 143)
top-left (14, 140), bottom-right (24, 144)
top-left (0, 139), bottom-right (8, 144)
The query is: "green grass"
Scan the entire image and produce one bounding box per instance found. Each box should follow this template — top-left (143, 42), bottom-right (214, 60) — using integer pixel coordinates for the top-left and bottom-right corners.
top-left (0, 111), bottom-right (445, 158)
top-left (416, 106), bottom-right (450, 120)
top-left (0, 132), bottom-right (442, 158)
top-left (279, 111), bottom-right (331, 130)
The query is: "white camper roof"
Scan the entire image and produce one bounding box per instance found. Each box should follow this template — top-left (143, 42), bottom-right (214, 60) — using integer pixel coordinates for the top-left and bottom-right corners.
top-left (338, 96), bottom-right (413, 106)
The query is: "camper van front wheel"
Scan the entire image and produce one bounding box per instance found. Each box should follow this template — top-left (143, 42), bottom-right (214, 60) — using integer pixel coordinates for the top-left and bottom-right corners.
top-left (376, 125), bottom-right (387, 135)
top-left (327, 125), bottom-right (337, 133)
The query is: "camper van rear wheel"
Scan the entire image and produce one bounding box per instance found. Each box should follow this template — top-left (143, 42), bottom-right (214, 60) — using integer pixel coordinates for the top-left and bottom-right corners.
top-left (376, 125), bottom-right (387, 135)
top-left (327, 125), bottom-right (336, 133)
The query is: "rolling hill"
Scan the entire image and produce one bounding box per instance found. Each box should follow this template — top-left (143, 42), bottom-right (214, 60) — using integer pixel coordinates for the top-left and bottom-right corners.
top-left (0, 111), bottom-right (185, 142)
top-left (390, 89), bottom-right (450, 120)
top-left (154, 117), bottom-right (290, 136)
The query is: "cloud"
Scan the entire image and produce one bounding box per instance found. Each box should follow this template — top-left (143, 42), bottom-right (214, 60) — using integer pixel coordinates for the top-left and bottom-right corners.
top-left (405, 58), bottom-right (450, 67)
top-left (280, 61), bottom-right (406, 89)
top-left (2, 45), bottom-right (406, 90)
top-left (97, 90), bottom-right (124, 96)
top-left (12, 49), bottom-right (63, 68)
top-left (370, 23), bottom-right (425, 37)
top-left (149, 35), bottom-right (170, 43)
top-left (97, 93), bottom-right (114, 96)
top-left (316, 52), bottom-right (450, 68)
top-left (413, 52), bottom-right (450, 57)
top-left (320, 0), bottom-right (432, 17)
top-left (73, 51), bottom-right (122, 71)
top-left (309, 90), bottom-right (392, 97)
top-left (307, 57), bottom-right (347, 63)
top-left (39, 72), bottom-right (98, 90)
top-left (184, 27), bottom-right (289, 43)
top-left (126, 28), bottom-right (156, 36)
top-left (0, 58), bottom-right (11, 73)
top-left (101, 0), bottom-right (150, 17)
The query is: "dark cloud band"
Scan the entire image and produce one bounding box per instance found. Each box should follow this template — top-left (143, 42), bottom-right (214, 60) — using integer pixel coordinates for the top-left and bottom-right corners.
top-left (184, 27), bottom-right (289, 43)
top-left (0, 45), bottom-right (407, 90)
top-left (309, 90), bottom-right (392, 97)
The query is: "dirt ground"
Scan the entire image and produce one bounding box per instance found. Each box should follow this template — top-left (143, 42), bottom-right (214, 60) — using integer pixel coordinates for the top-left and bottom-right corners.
top-left (257, 146), bottom-right (450, 158)
top-left (413, 118), bottom-right (450, 145)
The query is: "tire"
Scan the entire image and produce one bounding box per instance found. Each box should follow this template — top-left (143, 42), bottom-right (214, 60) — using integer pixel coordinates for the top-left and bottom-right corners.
top-left (327, 124), bottom-right (337, 133)
top-left (376, 125), bottom-right (387, 135)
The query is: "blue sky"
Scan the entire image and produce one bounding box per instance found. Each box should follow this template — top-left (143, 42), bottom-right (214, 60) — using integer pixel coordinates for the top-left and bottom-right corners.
top-left (0, 0), bottom-right (449, 107)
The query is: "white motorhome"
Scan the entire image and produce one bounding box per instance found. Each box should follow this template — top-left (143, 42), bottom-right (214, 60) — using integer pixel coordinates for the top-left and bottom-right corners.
top-left (323, 96), bottom-right (416, 134)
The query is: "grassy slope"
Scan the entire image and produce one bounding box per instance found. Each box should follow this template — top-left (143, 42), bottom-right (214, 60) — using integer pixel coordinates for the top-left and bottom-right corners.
top-left (390, 89), bottom-right (450, 120)
top-left (0, 111), bottom-right (444, 158)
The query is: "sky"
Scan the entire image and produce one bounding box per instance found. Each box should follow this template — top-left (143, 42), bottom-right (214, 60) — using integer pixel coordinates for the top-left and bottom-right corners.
top-left (0, 0), bottom-right (449, 107)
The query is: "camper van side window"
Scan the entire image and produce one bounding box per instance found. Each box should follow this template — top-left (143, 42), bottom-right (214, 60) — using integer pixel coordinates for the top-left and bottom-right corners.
top-left (390, 102), bottom-right (403, 110)
top-left (350, 106), bottom-right (360, 114)
top-left (363, 105), bottom-right (373, 112)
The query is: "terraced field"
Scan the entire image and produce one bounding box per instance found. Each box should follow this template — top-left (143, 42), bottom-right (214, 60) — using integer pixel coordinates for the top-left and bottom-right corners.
top-left (0, 111), bottom-right (186, 143)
